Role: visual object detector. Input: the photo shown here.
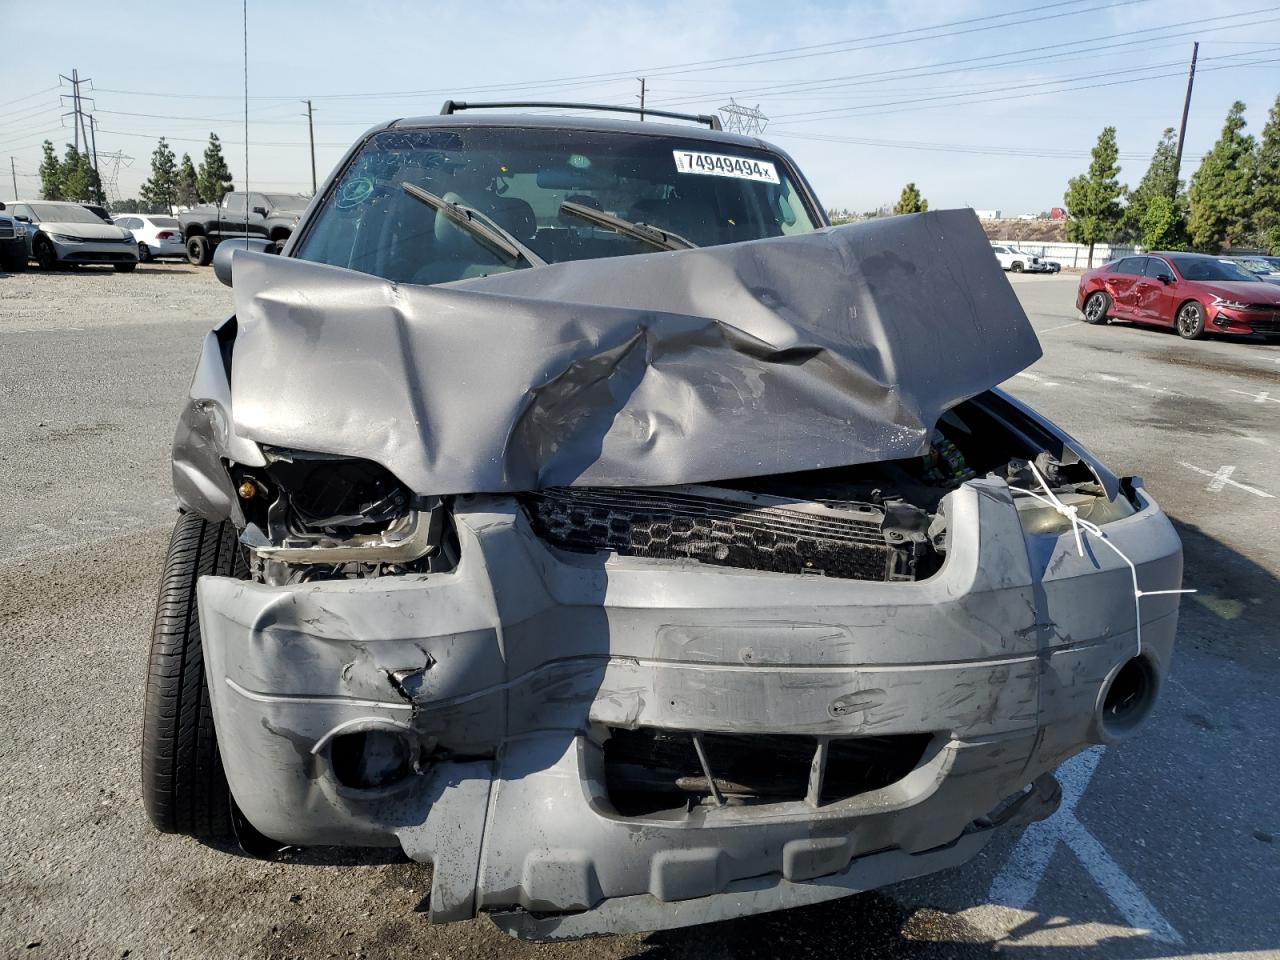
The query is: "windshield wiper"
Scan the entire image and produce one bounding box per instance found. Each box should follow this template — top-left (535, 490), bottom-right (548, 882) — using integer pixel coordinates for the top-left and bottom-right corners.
top-left (401, 181), bottom-right (545, 267)
top-left (559, 200), bottom-right (697, 252)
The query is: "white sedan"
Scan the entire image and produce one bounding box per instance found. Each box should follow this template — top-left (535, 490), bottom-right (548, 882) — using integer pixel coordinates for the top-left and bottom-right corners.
top-left (113, 214), bottom-right (186, 262)
top-left (990, 243), bottom-right (1050, 273)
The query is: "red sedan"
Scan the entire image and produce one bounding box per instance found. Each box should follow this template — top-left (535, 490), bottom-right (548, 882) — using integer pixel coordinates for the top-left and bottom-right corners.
top-left (1076, 251), bottom-right (1280, 339)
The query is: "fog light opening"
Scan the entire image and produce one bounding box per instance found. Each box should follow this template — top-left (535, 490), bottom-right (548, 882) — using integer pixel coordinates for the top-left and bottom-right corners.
top-left (330, 730), bottom-right (412, 790)
top-left (1101, 655), bottom-right (1158, 737)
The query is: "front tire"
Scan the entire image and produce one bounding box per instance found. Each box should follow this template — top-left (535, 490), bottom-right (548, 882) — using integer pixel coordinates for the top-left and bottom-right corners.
top-left (185, 234), bottom-right (212, 266)
top-left (1082, 290), bottom-right (1110, 324)
top-left (1011, 262), bottom-right (1023, 273)
top-left (33, 235), bottom-right (59, 270)
top-left (1176, 301), bottom-right (1206, 339)
top-left (141, 512), bottom-right (246, 840)
top-left (138, 242), bottom-right (152, 263)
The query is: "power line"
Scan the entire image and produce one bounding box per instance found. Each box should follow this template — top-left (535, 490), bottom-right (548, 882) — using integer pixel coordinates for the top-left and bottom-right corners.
top-left (765, 47), bottom-right (1280, 125)
top-left (0, 85), bottom-right (60, 108)
top-left (86, 0), bottom-right (1150, 103)
top-left (649, 8), bottom-right (1278, 110)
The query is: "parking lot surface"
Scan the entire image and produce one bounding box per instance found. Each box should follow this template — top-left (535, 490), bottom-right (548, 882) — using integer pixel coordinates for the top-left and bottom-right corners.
top-left (1, 264), bottom-right (1277, 959)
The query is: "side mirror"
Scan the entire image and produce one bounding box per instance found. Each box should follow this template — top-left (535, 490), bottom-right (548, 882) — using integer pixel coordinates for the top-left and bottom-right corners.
top-left (14, 214), bottom-right (29, 222)
top-left (1157, 273), bottom-right (1174, 284)
top-left (252, 206), bottom-right (268, 216)
top-left (212, 236), bottom-right (277, 287)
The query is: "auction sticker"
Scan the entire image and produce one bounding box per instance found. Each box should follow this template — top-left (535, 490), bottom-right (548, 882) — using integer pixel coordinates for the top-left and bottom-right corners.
top-left (673, 150), bottom-right (780, 184)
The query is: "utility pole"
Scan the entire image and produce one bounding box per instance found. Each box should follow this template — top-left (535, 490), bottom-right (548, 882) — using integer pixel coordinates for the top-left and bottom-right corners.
top-left (638, 78), bottom-right (646, 122)
top-left (303, 99), bottom-right (316, 193)
top-left (10, 157), bottom-right (18, 199)
top-left (89, 114), bottom-right (103, 205)
top-left (1173, 42), bottom-right (1199, 188)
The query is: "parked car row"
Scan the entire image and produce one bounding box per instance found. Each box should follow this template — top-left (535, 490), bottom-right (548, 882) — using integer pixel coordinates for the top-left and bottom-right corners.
top-left (0, 200), bottom-right (139, 271)
top-left (0, 191), bottom-right (310, 273)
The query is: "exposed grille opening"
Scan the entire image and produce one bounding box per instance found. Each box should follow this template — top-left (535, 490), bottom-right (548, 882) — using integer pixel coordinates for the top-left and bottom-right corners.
top-left (602, 727), bottom-right (932, 817)
top-left (520, 484), bottom-right (936, 582)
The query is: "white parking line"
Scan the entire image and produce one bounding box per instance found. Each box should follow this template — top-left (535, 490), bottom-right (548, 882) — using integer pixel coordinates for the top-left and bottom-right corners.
top-left (1035, 321), bottom-right (1080, 335)
top-left (1013, 371), bottom-right (1059, 386)
top-left (1229, 388), bottom-right (1278, 404)
top-left (988, 747), bottom-right (1183, 944)
top-left (1178, 462), bottom-right (1275, 499)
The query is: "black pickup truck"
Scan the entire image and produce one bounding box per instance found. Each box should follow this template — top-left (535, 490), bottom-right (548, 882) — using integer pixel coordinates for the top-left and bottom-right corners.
top-left (178, 191), bottom-right (309, 265)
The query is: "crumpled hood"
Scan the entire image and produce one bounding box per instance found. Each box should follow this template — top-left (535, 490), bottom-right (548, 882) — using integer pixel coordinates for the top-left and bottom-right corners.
top-left (228, 208), bottom-right (1042, 495)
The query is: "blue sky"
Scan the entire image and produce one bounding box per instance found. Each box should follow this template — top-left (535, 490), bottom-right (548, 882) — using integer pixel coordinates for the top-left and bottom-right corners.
top-left (2, 0), bottom-right (1277, 213)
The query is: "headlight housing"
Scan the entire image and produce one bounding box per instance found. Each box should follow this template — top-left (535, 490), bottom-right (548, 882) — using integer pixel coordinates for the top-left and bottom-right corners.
top-left (1212, 297), bottom-right (1255, 311)
top-left (235, 451), bottom-right (442, 569)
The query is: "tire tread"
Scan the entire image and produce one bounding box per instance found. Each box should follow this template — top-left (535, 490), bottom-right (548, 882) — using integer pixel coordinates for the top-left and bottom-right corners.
top-left (141, 513), bottom-right (245, 838)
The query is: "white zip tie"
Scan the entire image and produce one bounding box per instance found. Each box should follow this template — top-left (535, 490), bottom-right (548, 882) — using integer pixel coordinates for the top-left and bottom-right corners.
top-left (1016, 461), bottom-right (1194, 657)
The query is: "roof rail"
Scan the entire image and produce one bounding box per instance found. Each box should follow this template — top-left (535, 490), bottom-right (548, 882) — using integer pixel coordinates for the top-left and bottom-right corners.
top-left (439, 100), bottom-right (723, 131)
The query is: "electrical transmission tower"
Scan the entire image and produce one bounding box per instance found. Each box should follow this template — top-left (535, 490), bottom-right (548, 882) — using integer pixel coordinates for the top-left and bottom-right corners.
top-left (718, 98), bottom-right (768, 135)
top-left (98, 150), bottom-right (134, 205)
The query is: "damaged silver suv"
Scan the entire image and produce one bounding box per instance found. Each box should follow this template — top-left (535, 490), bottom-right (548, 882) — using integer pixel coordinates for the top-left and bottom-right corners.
top-left (142, 103), bottom-right (1183, 940)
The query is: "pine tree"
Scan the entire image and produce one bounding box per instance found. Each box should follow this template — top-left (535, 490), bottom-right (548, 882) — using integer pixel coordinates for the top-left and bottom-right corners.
top-left (140, 137), bottom-right (178, 214)
top-left (175, 153), bottom-right (201, 208)
top-left (1254, 95), bottom-right (1280, 255)
top-left (893, 182), bottom-right (928, 215)
top-left (1139, 194), bottom-right (1188, 250)
top-left (38, 141), bottom-right (64, 200)
top-left (1188, 101), bottom-right (1255, 252)
top-left (1064, 127), bottom-right (1126, 267)
top-left (197, 133), bottom-right (234, 204)
top-left (59, 145), bottom-right (102, 202)
top-left (1123, 128), bottom-right (1185, 242)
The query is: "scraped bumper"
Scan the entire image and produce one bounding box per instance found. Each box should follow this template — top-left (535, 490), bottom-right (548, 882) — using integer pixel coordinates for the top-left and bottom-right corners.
top-left (197, 478), bottom-right (1181, 938)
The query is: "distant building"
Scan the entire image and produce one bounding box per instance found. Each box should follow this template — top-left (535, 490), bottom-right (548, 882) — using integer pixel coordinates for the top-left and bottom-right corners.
top-left (973, 209), bottom-right (1002, 220)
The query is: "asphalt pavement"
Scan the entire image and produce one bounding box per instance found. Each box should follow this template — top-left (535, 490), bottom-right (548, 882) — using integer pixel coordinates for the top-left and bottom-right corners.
top-left (1, 264), bottom-right (1276, 960)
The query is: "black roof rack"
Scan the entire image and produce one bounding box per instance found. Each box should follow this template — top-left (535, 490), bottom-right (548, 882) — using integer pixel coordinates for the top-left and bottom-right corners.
top-left (439, 100), bottom-right (723, 131)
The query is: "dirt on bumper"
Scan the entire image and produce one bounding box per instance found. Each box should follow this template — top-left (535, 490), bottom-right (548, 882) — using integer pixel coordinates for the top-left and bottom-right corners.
top-left (197, 479), bottom-right (1181, 937)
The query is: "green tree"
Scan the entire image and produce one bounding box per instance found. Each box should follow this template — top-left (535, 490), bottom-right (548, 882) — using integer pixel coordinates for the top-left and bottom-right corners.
top-left (140, 137), bottom-right (178, 214)
top-left (1123, 127), bottom-right (1184, 241)
top-left (38, 140), bottom-right (64, 200)
top-left (1188, 101), bottom-right (1255, 252)
top-left (893, 182), bottom-right (928, 215)
top-left (1254, 95), bottom-right (1280, 255)
top-left (175, 153), bottom-right (201, 208)
top-left (1139, 194), bottom-right (1188, 250)
top-left (1064, 127), bottom-right (1126, 267)
top-left (59, 145), bottom-right (102, 202)
top-left (197, 133), bottom-right (234, 203)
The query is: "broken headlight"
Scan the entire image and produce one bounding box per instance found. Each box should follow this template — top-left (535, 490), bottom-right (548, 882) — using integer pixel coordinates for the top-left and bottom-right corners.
top-left (237, 450), bottom-right (439, 567)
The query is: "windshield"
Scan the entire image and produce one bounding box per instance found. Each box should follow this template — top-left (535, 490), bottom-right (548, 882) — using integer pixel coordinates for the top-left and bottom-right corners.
top-left (1170, 256), bottom-right (1257, 282)
top-left (294, 126), bottom-right (819, 284)
top-left (28, 203), bottom-right (105, 224)
top-left (265, 193), bottom-right (308, 209)
top-left (1236, 258), bottom-right (1276, 274)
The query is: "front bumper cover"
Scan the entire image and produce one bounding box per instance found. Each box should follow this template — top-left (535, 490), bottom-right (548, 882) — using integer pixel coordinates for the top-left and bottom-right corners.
top-left (198, 478), bottom-right (1181, 937)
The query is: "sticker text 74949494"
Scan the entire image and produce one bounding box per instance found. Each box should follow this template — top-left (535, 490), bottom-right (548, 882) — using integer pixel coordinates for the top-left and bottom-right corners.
top-left (673, 150), bottom-right (780, 184)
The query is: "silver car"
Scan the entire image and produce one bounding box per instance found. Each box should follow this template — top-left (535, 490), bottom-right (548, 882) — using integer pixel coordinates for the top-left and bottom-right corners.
top-left (8, 200), bottom-right (138, 271)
